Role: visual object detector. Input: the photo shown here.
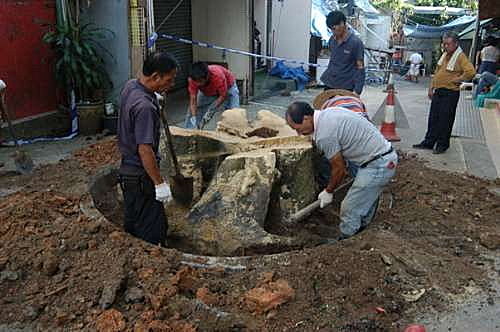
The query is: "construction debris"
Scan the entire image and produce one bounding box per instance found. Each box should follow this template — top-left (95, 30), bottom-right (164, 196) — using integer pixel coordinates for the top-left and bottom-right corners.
top-left (0, 131), bottom-right (500, 331)
top-left (244, 279), bottom-right (295, 314)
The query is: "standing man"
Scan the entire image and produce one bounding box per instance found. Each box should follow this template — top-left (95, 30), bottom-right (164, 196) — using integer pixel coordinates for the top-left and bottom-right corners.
top-left (413, 32), bottom-right (475, 154)
top-left (117, 52), bottom-right (177, 246)
top-left (320, 11), bottom-right (365, 96)
top-left (286, 102), bottom-right (397, 240)
top-left (185, 62), bottom-right (240, 129)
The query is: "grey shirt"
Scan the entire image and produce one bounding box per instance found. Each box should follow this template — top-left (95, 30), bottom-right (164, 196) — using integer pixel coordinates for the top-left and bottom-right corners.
top-left (320, 29), bottom-right (365, 94)
top-left (117, 79), bottom-right (161, 174)
top-left (314, 108), bottom-right (391, 164)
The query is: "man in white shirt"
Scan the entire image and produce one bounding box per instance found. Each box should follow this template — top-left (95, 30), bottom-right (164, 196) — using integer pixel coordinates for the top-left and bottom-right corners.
top-left (285, 101), bottom-right (398, 240)
top-left (407, 53), bottom-right (423, 83)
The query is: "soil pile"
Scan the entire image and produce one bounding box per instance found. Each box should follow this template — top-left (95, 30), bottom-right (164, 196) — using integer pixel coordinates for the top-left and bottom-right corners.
top-left (0, 139), bottom-right (499, 331)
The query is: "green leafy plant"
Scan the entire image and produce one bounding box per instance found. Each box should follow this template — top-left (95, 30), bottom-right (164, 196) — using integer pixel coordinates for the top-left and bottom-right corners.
top-left (43, 22), bottom-right (114, 103)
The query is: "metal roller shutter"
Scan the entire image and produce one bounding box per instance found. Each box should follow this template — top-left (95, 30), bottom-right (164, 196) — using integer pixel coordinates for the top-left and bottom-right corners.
top-left (153, 0), bottom-right (192, 90)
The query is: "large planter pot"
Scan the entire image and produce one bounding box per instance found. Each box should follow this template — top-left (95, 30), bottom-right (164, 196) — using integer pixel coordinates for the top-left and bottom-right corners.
top-left (77, 102), bottom-right (104, 135)
top-left (103, 114), bottom-right (118, 135)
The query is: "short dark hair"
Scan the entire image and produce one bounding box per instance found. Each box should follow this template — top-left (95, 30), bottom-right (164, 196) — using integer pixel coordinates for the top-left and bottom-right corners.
top-left (286, 102), bottom-right (314, 124)
top-left (190, 62), bottom-right (209, 80)
top-left (442, 31), bottom-right (459, 43)
top-left (143, 51), bottom-right (178, 76)
top-left (326, 11), bottom-right (346, 29)
top-left (484, 36), bottom-right (497, 47)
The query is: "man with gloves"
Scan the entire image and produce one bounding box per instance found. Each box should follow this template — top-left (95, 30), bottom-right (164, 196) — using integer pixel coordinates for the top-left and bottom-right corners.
top-left (285, 101), bottom-right (397, 240)
top-left (185, 62), bottom-right (240, 129)
top-left (117, 51), bottom-right (177, 246)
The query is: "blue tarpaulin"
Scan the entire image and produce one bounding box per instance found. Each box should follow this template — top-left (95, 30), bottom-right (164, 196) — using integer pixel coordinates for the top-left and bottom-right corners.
top-left (270, 61), bottom-right (310, 91)
top-left (403, 15), bottom-right (476, 39)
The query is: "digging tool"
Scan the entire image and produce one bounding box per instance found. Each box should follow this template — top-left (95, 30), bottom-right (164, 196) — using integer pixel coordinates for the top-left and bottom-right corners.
top-left (288, 179), bottom-right (354, 224)
top-left (158, 98), bottom-right (193, 206)
top-left (0, 84), bottom-right (34, 174)
top-left (198, 103), bottom-right (222, 130)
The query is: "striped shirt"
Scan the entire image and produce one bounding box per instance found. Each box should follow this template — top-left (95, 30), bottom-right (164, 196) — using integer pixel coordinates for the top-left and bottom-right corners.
top-left (321, 96), bottom-right (368, 119)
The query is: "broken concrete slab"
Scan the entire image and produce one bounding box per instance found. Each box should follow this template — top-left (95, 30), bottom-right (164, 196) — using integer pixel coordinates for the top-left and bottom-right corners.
top-left (216, 108), bottom-right (251, 138)
top-left (186, 150), bottom-right (295, 256)
top-left (253, 110), bottom-right (298, 137)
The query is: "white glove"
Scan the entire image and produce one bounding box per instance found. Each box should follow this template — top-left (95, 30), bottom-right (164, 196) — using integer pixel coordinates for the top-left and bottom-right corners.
top-left (0, 80), bottom-right (6, 92)
top-left (155, 182), bottom-right (172, 203)
top-left (318, 190), bottom-right (333, 208)
top-left (189, 115), bottom-right (198, 128)
top-left (154, 92), bottom-right (164, 103)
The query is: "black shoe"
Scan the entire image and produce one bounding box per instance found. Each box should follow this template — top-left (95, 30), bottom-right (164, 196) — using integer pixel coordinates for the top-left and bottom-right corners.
top-left (433, 146), bottom-right (447, 154)
top-left (412, 142), bottom-right (434, 150)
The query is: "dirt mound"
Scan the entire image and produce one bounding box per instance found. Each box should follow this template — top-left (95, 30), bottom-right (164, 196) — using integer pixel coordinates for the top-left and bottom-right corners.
top-left (74, 138), bottom-right (120, 172)
top-left (0, 141), bottom-right (499, 331)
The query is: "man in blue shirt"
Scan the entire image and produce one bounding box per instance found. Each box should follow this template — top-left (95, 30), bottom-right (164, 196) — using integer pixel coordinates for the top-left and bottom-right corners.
top-left (320, 11), bottom-right (366, 96)
top-left (117, 52), bottom-right (178, 246)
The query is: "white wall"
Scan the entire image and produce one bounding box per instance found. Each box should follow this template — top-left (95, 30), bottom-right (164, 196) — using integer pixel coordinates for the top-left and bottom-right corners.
top-left (191, 0), bottom-right (251, 83)
top-left (254, 0), bottom-right (267, 57)
top-left (83, 0), bottom-right (131, 104)
top-left (271, 0), bottom-right (312, 69)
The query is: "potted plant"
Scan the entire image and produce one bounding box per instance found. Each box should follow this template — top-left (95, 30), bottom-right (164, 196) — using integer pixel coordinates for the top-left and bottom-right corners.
top-left (43, 9), bottom-right (113, 135)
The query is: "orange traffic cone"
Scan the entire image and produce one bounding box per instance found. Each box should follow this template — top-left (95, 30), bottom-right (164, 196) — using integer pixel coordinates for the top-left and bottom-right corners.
top-left (379, 74), bottom-right (401, 142)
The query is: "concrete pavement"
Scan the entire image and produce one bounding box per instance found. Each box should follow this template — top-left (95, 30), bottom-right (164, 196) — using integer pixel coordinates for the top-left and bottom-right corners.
top-left (1, 76), bottom-right (498, 180)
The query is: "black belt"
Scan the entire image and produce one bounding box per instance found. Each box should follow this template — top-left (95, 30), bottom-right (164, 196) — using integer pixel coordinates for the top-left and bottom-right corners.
top-left (360, 147), bottom-right (394, 168)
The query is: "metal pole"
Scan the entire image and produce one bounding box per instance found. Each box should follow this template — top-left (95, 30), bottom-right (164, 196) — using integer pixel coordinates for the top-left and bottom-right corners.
top-left (469, 12), bottom-right (481, 64)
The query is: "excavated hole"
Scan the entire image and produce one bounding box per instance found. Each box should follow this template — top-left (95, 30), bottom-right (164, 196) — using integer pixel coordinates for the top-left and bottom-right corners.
top-left (89, 169), bottom-right (360, 257)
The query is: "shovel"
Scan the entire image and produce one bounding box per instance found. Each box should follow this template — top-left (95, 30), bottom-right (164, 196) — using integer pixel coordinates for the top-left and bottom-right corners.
top-left (0, 90), bottom-right (34, 174)
top-left (288, 179), bottom-right (354, 224)
top-left (158, 100), bottom-right (193, 206)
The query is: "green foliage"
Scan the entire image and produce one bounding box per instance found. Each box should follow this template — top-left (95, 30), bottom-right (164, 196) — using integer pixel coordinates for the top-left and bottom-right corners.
top-left (414, 0), bottom-right (477, 11)
top-left (43, 22), bottom-right (114, 102)
top-left (372, 0), bottom-right (411, 11)
top-left (373, 0), bottom-right (478, 28)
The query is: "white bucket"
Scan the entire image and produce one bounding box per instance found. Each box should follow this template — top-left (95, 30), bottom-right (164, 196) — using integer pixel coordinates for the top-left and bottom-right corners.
top-left (105, 103), bottom-right (115, 116)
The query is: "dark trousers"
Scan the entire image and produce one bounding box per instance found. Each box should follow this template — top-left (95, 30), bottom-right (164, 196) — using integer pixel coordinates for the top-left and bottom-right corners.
top-left (423, 88), bottom-right (460, 150)
top-left (119, 173), bottom-right (168, 246)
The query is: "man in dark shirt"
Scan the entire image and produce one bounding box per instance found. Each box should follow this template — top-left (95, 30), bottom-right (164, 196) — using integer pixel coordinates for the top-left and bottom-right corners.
top-left (320, 11), bottom-right (366, 96)
top-left (117, 51), bottom-right (177, 246)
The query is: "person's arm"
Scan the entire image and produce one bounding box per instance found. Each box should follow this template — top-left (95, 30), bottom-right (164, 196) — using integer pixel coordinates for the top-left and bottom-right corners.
top-left (428, 75), bottom-right (434, 99)
top-left (214, 79), bottom-right (228, 108)
top-left (188, 79), bottom-right (198, 116)
top-left (457, 55), bottom-right (476, 82)
top-left (214, 95), bottom-right (226, 109)
top-left (353, 40), bottom-right (366, 95)
top-left (189, 93), bottom-right (197, 116)
top-left (326, 152), bottom-right (347, 193)
top-left (138, 144), bottom-right (163, 185)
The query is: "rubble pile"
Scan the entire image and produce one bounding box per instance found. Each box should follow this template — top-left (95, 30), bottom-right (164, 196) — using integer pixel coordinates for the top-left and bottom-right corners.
top-left (74, 139), bottom-right (120, 172)
top-left (1, 121), bottom-right (500, 330)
